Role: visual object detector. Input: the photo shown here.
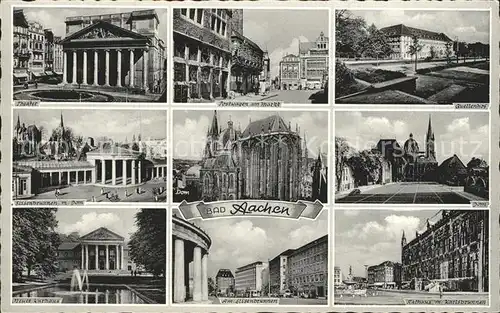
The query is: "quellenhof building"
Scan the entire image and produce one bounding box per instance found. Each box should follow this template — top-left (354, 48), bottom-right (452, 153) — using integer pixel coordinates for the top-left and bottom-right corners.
top-left (215, 268), bottom-right (235, 296)
top-left (234, 261), bottom-right (265, 295)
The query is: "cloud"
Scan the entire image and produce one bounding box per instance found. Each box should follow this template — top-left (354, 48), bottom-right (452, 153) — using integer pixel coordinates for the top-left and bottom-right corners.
top-left (268, 36), bottom-right (309, 78)
top-left (342, 210), bottom-right (360, 217)
top-left (439, 117), bottom-right (489, 162)
top-left (173, 115), bottom-right (211, 159)
top-left (288, 217), bottom-right (328, 247)
top-left (59, 212), bottom-right (121, 236)
top-left (343, 215), bottom-right (420, 242)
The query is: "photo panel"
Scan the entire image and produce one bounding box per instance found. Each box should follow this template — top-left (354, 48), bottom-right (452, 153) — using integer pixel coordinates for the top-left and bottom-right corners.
top-left (172, 108), bottom-right (329, 205)
top-left (12, 6), bottom-right (168, 103)
top-left (12, 207), bottom-right (167, 304)
top-left (334, 9), bottom-right (491, 105)
top-left (335, 110), bottom-right (490, 206)
top-left (12, 108), bottom-right (168, 205)
top-left (171, 208), bottom-right (329, 306)
top-left (334, 208), bottom-right (490, 307)
top-left (172, 8), bottom-right (329, 105)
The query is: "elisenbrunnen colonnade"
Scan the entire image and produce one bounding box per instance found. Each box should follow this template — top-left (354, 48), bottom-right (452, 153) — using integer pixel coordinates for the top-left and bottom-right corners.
top-left (172, 215), bottom-right (212, 303)
top-left (60, 21), bottom-right (152, 91)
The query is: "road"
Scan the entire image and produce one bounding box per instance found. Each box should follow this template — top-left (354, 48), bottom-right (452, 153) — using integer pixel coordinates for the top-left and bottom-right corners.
top-left (336, 182), bottom-right (480, 204)
top-left (334, 290), bottom-right (488, 305)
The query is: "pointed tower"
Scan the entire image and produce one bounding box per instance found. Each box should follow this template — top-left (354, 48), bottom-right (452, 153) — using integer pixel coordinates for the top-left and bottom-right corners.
top-left (60, 112), bottom-right (64, 128)
top-left (16, 115), bottom-right (21, 130)
top-left (425, 114), bottom-right (436, 160)
top-left (401, 230), bottom-right (407, 247)
top-left (303, 131), bottom-right (308, 173)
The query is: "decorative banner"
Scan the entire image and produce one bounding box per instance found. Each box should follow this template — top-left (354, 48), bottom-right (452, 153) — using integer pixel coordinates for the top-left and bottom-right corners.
top-left (178, 199), bottom-right (324, 220)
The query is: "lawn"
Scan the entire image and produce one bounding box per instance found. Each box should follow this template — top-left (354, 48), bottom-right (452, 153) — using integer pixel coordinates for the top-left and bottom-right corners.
top-left (465, 61), bottom-right (490, 70)
top-left (335, 80), bottom-right (366, 98)
top-left (336, 90), bottom-right (428, 104)
top-left (352, 68), bottom-right (406, 84)
top-left (425, 69), bottom-right (489, 84)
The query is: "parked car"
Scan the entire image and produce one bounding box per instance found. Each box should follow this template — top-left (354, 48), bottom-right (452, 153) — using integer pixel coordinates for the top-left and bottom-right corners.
top-left (283, 290), bottom-right (292, 298)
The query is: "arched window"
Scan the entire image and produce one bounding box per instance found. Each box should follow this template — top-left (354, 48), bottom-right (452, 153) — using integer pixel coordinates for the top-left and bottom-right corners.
top-left (229, 174), bottom-right (234, 189)
top-left (203, 174), bottom-right (211, 194)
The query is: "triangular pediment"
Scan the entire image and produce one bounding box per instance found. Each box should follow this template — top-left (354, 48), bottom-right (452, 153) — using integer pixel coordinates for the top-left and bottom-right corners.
top-left (80, 227), bottom-right (124, 241)
top-left (61, 21), bottom-right (147, 43)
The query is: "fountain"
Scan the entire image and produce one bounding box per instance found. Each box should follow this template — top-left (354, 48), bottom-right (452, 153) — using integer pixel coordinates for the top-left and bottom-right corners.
top-left (338, 266), bottom-right (367, 297)
top-left (53, 268), bottom-right (99, 296)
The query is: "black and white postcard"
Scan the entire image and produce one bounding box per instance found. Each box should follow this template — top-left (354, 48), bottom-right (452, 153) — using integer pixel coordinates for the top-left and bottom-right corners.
top-left (335, 111), bottom-right (489, 204)
top-left (335, 209), bottom-right (489, 306)
top-left (12, 207), bottom-right (166, 304)
top-left (172, 208), bottom-right (328, 305)
top-left (335, 10), bottom-right (490, 104)
top-left (13, 7), bottom-right (167, 102)
top-left (173, 8), bottom-right (329, 104)
top-left (12, 109), bottom-right (167, 204)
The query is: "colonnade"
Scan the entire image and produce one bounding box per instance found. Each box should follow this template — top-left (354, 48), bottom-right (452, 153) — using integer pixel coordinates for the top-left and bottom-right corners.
top-left (80, 243), bottom-right (124, 270)
top-left (62, 48), bottom-right (149, 90)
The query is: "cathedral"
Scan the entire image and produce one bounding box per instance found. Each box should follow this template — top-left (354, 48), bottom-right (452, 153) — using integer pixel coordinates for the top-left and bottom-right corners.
top-left (401, 115), bottom-right (438, 181)
top-left (199, 111), bottom-right (315, 202)
top-left (13, 115), bottom-right (41, 158)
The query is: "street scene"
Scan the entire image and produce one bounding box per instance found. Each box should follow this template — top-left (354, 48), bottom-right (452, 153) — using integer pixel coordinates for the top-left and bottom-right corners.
top-left (335, 111), bottom-right (489, 204)
top-left (13, 109), bottom-right (167, 203)
top-left (13, 8), bottom-right (167, 102)
top-left (172, 209), bottom-right (328, 304)
top-left (12, 207), bottom-right (166, 304)
top-left (334, 209), bottom-right (489, 306)
top-left (172, 110), bottom-right (328, 203)
top-left (173, 9), bottom-right (328, 103)
top-left (335, 10), bottom-right (490, 104)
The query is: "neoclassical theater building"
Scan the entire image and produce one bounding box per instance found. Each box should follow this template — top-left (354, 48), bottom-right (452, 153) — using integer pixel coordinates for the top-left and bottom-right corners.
top-left (199, 111), bottom-right (319, 202)
top-left (57, 227), bottom-right (135, 272)
top-left (12, 114), bottom-right (167, 199)
top-left (172, 214), bottom-right (212, 303)
top-left (59, 9), bottom-right (166, 93)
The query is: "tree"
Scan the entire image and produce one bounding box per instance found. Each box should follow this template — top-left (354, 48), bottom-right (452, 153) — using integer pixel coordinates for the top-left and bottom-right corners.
top-left (429, 46), bottom-right (437, 60)
top-left (335, 137), bottom-right (352, 191)
top-left (208, 277), bottom-right (216, 295)
top-left (364, 24), bottom-right (392, 62)
top-left (335, 10), bottom-right (369, 58)
top-left (408, 35), bottom-right (423, 71)
top-left (12, 208), bottom-right (60, 282)
top-left (128, 209), bottom-right (166, 278)
top-left (467, 157), bottom-right (488, 169)
top-left (347, 150), bottom-right (382, 186)
top-left (445, 41), bottom-right (454, 64)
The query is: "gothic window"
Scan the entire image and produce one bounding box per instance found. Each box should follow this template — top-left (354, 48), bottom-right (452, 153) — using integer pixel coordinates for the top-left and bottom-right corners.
top-left (181, 9), bottom-right (204, 26)
top-left (210, 9), bottom-right (227, 37)
top-left (174, 63), bottom-right (186, 82)
top-left (229, 174), bottom-right (234, 189)
top-left (203, 174), bottom-right (211, 194)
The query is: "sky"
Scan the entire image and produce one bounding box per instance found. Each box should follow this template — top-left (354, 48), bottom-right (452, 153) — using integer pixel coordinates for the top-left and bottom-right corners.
top-left (345, 10), bottom-right (490, 44)
top-left (335, 209), bottom-right (452, 279)
top-left (55, 207), bottom-right (143, 242)
top-left (173, 110), bottom-right (329, 160)
top-left (14, 109), bottom-right (167, 142)
top-left (21, 7), bottom-right (168, 42)
top-left (242, 9), bottom-right (329, 79)
top-left (335, 111), bottom-right (489, 165)
top-left (174, 209), bottom-right (328, 279)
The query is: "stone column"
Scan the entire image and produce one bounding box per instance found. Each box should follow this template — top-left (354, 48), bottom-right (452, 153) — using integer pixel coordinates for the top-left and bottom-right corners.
top-left (122, 160), bottom-right (127, 186)
top-left (92, 167), bottom-right (97, 183)
top-left (131, 160), bottom-right (136, 184)
top-left (59, 171), bottom-right (63, 185)
top-left (81, 245), bottom-right (84, 269)
top-left (93, 50), bottom-right (98, 86)
top-left (105, 245), bottom-right (109, 270)
top-left (83, 170), bottom-right (87, 184)
top-left (75, 171), bottom-right (79, 186)
top-left (174, 239), bottom-right (185, 303)
top-left (121, 245), bottom-right (124, 270)
top-left (72, 50), bottom-right (77, 84)
top-left (138, 161), bottom-right (142, 183)
top-left (226, 59), bottom-right (232, 95)
top-left (209, 68), bottom-right (214, 99)
top-left (101, 159), bottom-right (106, 184)
top-left (105, 49), bottom-right (110, 86)
top-left (85, 244), bottom-right (89, 270)
top-left (142, 49), bottom-right (149, 91)
top-left (129, 49), bottom-right (135, 87)
top-left (82, 50), bottom-right (88, 85)
top-left (63, 51), bottom-right (68, 83)
top-left (112, 159), bottom-right (116, 185)
top-left (115, 244), bottom-right (119, 270)
top-left (67, 171), bottom-right (71, 185)
top-left (193, 246), bottom-right (202, 302)
top-left (95, 245), bottom-right (98, 270)
top-left (185, 44), bottom-right (190, 99)
top-left (202, 253), bottom-right (209, 301)
top-left (117, 49), bottom-right (122, 87)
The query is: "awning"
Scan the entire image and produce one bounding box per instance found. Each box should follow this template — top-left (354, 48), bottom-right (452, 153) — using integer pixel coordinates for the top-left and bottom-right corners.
top-left (13, 73), bottom-right (28, 79)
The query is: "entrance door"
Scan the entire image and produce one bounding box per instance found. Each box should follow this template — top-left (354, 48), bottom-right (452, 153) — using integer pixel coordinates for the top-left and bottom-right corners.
top-left (317, 286), bottom-right (324, 297)
top-left (21, 179), bottom-right (28, 195)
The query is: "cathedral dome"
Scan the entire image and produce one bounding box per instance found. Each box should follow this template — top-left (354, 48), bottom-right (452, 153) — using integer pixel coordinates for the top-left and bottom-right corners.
top-left (403, 133), bottom-right (420, 155)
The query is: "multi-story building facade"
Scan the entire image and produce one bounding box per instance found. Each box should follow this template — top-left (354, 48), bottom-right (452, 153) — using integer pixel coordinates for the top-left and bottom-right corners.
top-left (53, 36), bottom-right (64, 74)
top-left (299, 31), bottom-right (329, 89)
top-left (230, 9), bottom-right (264, 95)
top-left (13, 9), bottom-right (30, 84)
top-left (234, 261), bottom-right (264, 295)
top-left (269, 249), bottom-right (295, 295)
top-left (401, 210), bottom-right (489, 292)
top-left (173, 8), bottom-right (232, 102)
top-left (334, 266), bottom-right (342, 286)
top-left (28, 21), bottom-right (46, 80)
top-left (44, 29), bottom-right (55, 71)
top-left (216, 268), bottom-right (235, 296)
top-left (381, 24), bottom-right (454, 60)
top-left (279, 54), bottom-right (300, 90)
top-left (60, 9), bottom-right (166, 94)
top-left (288, 235), bottom-right (328, 298)
top-left (367, 260), bottom-right (401, 289)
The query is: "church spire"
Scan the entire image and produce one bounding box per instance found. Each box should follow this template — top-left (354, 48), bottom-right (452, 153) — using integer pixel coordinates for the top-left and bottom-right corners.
top-left (425, 114), bottom-right (436, 160)
top-left (401, 230), bottom-right (407, 246)
top-left (60, 112), bottom-right (64, 128)
top-left (209, 110), bottom-right (219, 138)
top-left (16, 114), bottom-right (21, 129)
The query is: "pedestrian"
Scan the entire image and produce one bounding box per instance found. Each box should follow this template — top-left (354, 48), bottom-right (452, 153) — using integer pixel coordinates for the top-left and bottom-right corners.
top-left (130, 270), bottom-right (133, 276)
top-left (439, 285), bottom-right (443, 299)
top-left (35, 81), bottom-right (38, 89)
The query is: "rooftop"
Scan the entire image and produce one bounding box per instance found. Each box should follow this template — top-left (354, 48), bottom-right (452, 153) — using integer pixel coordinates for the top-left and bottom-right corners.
top-left (14, 160), bottom-right (94, 170)
top-left (381, 24), bottom-right (453, 42)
